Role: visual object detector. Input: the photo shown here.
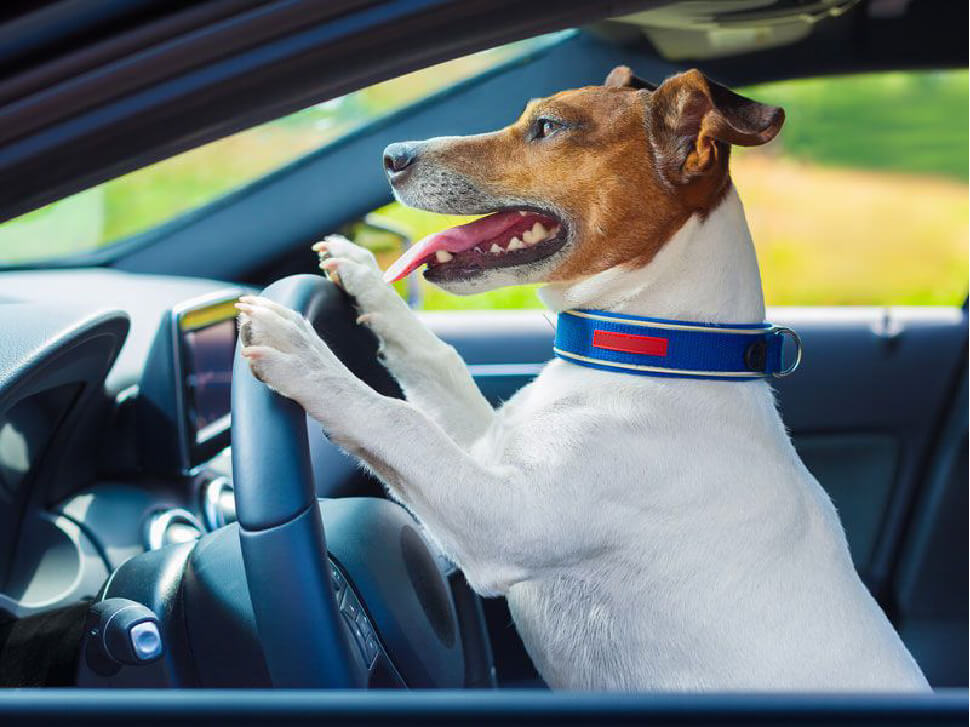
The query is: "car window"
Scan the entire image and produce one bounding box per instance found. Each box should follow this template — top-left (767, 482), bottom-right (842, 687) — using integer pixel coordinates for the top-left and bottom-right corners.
top-left (733, 70), bottom-right (968, 307)
top-left (2, 62), bottom-right (964, 312)
top-left (0, 34), bottom-right (561, 266)
top-left (372, 69), bottom-right (968, 310)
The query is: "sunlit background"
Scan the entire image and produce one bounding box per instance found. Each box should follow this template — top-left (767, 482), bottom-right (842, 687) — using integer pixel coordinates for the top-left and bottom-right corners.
top-left (1, 36), bottom-right (966, 310)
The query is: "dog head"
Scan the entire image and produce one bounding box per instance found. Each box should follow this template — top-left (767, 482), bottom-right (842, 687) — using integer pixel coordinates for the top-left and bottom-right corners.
top-left (383, 67), bottom-right (784, 294)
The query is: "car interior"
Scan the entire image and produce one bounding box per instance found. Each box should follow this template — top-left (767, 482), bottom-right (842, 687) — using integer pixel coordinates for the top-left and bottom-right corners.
top-left (0, 1), bottom-right (966, 724)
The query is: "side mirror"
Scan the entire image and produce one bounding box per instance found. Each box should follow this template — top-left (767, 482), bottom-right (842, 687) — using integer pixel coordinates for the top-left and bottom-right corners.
top-left (339, 216), bottom-right (419, 307)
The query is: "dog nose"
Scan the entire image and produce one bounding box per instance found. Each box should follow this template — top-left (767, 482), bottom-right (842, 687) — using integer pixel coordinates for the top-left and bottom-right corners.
top-left (383, 142), bottom-right (419, 174)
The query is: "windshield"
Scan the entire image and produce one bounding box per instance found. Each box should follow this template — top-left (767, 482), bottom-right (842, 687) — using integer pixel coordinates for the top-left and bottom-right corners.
top-left (0, 43), bottom-right (965, 311)
top-left (0, 34), bottom-right (561, 266)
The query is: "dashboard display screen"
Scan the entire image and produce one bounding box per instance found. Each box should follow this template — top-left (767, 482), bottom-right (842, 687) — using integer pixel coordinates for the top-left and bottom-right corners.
top-left (178, 299), bottom-right (238, 446)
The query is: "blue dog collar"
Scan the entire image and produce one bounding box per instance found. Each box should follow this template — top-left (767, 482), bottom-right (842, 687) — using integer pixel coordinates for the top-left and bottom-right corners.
top-left (554, 309), bottom-right (802, 381)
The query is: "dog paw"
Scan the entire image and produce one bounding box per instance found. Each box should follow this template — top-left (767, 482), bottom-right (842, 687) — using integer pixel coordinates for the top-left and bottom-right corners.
top-left (236, 296), bottom-right (343, 405)
top-left (313, 234), bottom-right (379, 267)
top-left (312, 236), bottom-right (400, 318)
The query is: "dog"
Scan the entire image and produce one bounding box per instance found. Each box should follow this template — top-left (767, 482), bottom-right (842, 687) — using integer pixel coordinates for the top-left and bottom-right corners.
top-left (237, 67), bottom-right (929, 691)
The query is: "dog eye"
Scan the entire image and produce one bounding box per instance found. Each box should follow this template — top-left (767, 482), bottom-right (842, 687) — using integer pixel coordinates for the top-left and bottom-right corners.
top-left (533, 118), bottom-right (563, 140)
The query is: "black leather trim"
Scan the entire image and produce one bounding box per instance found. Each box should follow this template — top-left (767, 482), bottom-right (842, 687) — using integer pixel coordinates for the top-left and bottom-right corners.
top-left (0, 689), bottom-right (966, 725)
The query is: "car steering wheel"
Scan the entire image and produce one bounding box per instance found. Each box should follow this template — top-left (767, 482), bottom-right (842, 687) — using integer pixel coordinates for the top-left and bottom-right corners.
top-left (231, 274), bottom-right (484, 688)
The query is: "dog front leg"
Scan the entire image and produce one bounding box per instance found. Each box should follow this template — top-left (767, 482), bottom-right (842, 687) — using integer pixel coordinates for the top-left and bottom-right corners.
top-left (310, 235), bottom-right (494, 446)
top-left (237, 296), bottom-right (579, 594)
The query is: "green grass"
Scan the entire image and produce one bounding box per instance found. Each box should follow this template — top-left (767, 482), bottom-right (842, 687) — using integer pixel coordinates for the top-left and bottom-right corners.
top-left (0, 67), bottom-right (965, 308)
top-left (743, 71), bottom-right (968, 180)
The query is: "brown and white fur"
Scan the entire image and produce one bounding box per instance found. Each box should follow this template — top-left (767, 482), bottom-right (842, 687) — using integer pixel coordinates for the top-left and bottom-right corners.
top-left (237, 68), bottom-right (929, 691)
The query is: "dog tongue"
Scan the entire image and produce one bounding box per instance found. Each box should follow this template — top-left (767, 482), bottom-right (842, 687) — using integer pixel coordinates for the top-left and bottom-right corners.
top-left (383, 211), bottom-right (525, 283)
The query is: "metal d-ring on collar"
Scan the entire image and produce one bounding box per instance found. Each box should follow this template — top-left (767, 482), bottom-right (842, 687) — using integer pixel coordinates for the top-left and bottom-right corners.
top-left (770, 325), bottom-right (803, 378)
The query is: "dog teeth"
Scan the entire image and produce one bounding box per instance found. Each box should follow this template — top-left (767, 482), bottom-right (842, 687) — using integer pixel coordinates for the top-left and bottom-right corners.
top-left (518, 211), bottom-right (527, 216)
top-left (522, 222), bottom-right (548, 244)
top-left (470, 220), bottom-right (559, 259)
top-left (435, 250), bottom-right (453, 263)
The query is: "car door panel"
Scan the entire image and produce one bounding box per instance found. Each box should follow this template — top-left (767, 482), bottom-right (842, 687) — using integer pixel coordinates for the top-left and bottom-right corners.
top-left (792, 433), bottom-right (899, 568)
top-left (892, 364), bottom-right (967, 688)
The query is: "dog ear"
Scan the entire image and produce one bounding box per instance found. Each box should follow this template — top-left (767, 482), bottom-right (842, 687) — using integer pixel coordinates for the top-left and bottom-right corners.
top-left (651, 69), bottom-right (784, 183)
top-left (604, 65), bottom-right (658, 91)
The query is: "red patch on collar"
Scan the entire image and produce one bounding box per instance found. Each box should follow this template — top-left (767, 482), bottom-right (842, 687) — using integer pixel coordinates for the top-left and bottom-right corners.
top-left (592, 330), bottom-right (668, 357)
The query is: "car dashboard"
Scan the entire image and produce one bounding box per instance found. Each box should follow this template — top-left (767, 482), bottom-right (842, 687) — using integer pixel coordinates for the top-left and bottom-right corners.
top-left (0, 269), bottom-right (254, 618)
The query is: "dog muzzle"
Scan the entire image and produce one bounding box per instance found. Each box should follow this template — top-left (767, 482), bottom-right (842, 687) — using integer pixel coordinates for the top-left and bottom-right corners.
top-left (554, 309), bottom-right (802, 381)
